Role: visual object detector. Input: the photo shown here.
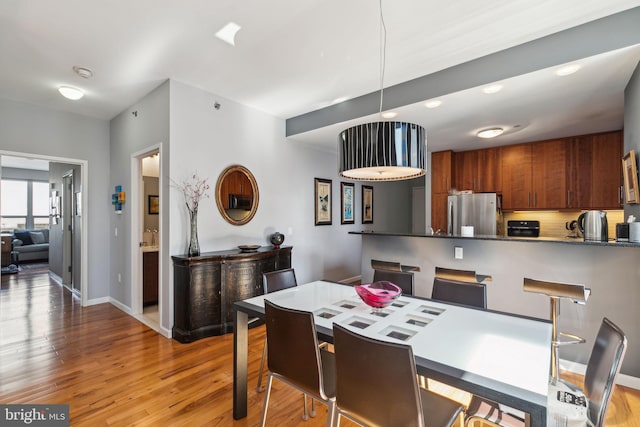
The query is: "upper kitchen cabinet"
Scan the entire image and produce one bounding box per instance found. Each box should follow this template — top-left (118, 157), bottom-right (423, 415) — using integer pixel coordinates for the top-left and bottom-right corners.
top-left (567, 131), bottom-right (623, 209)
top-left (501, 139), bottom-right (567, 210)
top-left (431, 150), bottom-right (454, 194)
top-left (455, 148), bottom-right (502, 193)
top-left (591, 131), bottom-right (622, 208)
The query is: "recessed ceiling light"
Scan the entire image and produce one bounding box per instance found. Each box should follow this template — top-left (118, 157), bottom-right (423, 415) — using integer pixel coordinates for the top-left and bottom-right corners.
top-left (555, 64), bottom-right (581, 76)
top-left (381, 111), bottom-right (397, 119)
top-left (58, 86), bottom-right (84, 100)
top-left (482, 84), bottom-right (503, 94)
top-left (424, 100), bottom-right (442, 108)
top-left (477, 128), bottom-right (504, 139)
top-left (215, 22), bottom-right (242, 46)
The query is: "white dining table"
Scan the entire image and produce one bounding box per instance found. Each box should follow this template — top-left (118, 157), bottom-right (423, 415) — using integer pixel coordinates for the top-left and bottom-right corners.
top-left (233, 280), bottom-right (552, 426)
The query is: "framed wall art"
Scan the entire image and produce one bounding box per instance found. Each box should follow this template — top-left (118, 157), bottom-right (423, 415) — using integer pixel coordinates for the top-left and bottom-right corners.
top-left (148, 195), bottom-right (159, 214)
top-left (623, 150), bottom-right (639, 204)
top-left (314, 178), bottom-right (332, 225)
top-left (362, 185), bottom-right (373, 224)
top-left (340, 182), bottom-right (355, 224)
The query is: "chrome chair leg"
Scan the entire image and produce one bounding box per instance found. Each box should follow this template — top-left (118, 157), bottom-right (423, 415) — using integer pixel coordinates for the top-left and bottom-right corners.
top-left (303, 394), bottom-right (309, 420)
top-left (260, 375), bottom-right (274, 427)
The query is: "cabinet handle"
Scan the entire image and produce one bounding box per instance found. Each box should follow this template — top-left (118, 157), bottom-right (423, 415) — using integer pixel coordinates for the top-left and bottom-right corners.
top-left (528, 192), bottom-right (531, 207)
top-left (534, 192), bottom-right (537, 207)
top-left (567, 191), bottom-right (571, 207)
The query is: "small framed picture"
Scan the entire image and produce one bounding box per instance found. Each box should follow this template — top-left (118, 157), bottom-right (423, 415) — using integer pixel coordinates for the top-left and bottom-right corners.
top-left (362, 185), bottom-right (373, 224)
top-left (148, 195), bottom-right (159, 214)
top-left (314, 178), bottom-right (332, 225)
top-left (340, 182), bottom-right (355, 224)
top-left (623, 150), bottom-right (639, 204)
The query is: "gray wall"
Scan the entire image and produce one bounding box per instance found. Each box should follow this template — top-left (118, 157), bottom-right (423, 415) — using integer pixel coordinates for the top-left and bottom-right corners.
top-left (360, 234), bottom-right (640, 378)
top-left (624, 60), bottom-right (640, 220)
top-left (109, 80), bottom-right (170, 317)
top-left (0, 98), bottom-right (110, 301)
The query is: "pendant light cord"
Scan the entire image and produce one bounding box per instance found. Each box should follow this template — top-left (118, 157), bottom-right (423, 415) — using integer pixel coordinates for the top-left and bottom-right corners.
top-left (378, 0), bottom-right (387, 115)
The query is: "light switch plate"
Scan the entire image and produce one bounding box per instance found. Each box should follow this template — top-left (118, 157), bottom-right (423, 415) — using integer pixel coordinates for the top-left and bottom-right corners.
top-left (454, 246), bottom-right (463, 259)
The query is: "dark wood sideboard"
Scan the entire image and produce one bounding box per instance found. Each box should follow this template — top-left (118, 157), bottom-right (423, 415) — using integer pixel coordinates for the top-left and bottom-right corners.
top-left (172, 246), bottom-right (292, 343)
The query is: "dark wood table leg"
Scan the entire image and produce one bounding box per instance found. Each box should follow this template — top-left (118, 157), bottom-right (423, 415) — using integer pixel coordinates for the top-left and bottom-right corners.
top-left (233, 308), bottom-right (248, 419)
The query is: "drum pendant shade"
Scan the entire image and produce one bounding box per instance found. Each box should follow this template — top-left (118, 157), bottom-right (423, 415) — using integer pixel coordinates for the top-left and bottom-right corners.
top-left (338, 121), bottom-right (426, 181)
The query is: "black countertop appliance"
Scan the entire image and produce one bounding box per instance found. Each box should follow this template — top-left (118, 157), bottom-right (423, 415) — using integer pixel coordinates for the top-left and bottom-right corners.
top-left (507, 220), bottom-right (540, 237)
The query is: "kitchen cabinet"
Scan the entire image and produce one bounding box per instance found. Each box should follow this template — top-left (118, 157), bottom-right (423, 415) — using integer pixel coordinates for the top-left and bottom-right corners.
top-left (431, 150), bottom-right (454, 230)
top-left (567, 131), bottom-right (623, 209)
top-left (431, 150), bottom-right (454, 194)
top-left (454, 148), bottom-right (502, 193)
top-left (143, 251), bottom-right (158, 305)
top-left (502, 140), bottom-right (567, 210)
top-left (172, 246), bottom-right (292, 343)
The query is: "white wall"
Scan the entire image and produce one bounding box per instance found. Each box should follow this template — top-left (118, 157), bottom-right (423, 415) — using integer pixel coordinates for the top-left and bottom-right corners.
top-left (168, 80), bottom-right (365, 289)
top-left (0, 98), bottom-right (110, 301)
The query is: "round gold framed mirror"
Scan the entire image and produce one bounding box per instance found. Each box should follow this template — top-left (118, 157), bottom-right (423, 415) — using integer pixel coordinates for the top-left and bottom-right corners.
top-left (215, 165), bottom-right (259, 225)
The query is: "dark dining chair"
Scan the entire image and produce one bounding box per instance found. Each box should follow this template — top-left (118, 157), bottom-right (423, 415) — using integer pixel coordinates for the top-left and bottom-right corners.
top-left (372, 269), bottom-right (415, 296)
top-left (431, 277), bottom-right (487, 310)
top-left (465, 317), bottom-right (628, 427)
top-left (332, 323), bottom-right (463, 427)
top-left (261, 300), bottom-right (336, 427)
top-left (257, 268), bottom-right (298, 393)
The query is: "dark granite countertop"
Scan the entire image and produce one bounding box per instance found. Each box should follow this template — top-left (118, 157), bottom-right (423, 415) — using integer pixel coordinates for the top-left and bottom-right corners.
top-left (349, 230), bottom-right (640, 248)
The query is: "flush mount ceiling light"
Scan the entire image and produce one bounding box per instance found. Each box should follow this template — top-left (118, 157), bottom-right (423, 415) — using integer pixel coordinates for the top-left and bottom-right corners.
top-left (381, 111), bottom-right (397, 119)
top-left (424, 100), bottom-right (442, 108)
top-left (337, 0), bottom-right (426, 181)
top-left (58, 86), bottom-right (84, 100)
top-left (477, 128), bottom-right (504, 139)
top-left (215, 22), bottom-right (241, 46)
top-left (482, 84), bottom-right (503, 94)
top-left (555, 64), bottom-right (581, 76)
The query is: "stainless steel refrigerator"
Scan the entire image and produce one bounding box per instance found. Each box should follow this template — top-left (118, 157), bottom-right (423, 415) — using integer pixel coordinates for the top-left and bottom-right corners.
top-left (447, 193), bottom-right (501, 236)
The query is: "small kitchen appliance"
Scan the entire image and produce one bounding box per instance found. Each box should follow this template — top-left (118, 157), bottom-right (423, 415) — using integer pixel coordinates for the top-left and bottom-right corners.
top-left (616, 223), bottom-right (629, 242)
top-left (507, 220), bottom-right (540, 237)
top-left (577, 210), bottom-right (608, 242)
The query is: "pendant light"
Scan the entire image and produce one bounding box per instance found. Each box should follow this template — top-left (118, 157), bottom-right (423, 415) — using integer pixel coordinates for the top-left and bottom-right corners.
top-left (338, 0), bottom-right (426, 181)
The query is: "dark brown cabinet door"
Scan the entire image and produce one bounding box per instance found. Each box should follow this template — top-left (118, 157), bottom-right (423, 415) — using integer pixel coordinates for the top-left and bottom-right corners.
top-left (531, 139), bottom-right (568, 209)
top-left (476, 147), bottom-right (502, 193)
top-left (567, 136), bottom-right (593, 209)
top-left (143, 251), bottom-right (159, 305)
top-left (431, 192), bottom-right (449, 233)
top-left (591, 131), bottom-right (623, 209)
top-left (501, 144), bottom-right (532, 210)
top-left (454, 150), bottom-right (477, 191)
top-left (431, 150), bottom-right (454, 194)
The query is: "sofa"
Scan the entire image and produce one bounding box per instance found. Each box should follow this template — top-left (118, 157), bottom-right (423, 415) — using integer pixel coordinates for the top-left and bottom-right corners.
top-left (12, 229), bottom-right (49, 262)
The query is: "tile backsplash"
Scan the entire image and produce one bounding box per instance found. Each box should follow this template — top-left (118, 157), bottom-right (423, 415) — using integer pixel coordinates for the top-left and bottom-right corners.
top-left (502, 210), bottom-right (623, 238)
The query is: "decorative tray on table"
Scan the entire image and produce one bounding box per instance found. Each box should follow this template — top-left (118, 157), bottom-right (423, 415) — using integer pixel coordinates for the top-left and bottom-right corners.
top-left (238, 245), bottom-right (261, 253)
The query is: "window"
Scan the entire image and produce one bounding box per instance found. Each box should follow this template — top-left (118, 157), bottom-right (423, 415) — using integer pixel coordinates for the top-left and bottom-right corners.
top-left (1, 179), bottom-right (49, 233)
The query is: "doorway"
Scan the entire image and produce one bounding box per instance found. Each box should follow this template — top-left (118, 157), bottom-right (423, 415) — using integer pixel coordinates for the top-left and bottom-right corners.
top-left (130, 145), bottom-right (162, 334)
top-left (0, 151), bottom-right (88, 305)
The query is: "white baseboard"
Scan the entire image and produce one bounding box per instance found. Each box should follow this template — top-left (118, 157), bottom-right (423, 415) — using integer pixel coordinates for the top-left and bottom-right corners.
top-left (109, 297), bottom-right (132, 314)
top-left (86, 296), bottom-right (110, 306)
top-left (560, 358), bottom-right (640, 390)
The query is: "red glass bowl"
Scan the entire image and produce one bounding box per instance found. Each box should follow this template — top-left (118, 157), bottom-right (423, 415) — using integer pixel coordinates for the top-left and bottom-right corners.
top-left (355, 281), bottom-right (402, 308)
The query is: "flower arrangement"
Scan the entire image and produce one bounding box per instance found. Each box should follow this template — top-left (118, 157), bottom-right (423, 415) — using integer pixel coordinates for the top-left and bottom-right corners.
top-left (174, 172), bottom-right (210, 256)
top-left (174, 173), bottom-right (210, 214)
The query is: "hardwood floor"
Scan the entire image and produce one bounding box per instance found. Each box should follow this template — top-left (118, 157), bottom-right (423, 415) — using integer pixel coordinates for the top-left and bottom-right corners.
top-left (1, 267), bottom-right (639, 426)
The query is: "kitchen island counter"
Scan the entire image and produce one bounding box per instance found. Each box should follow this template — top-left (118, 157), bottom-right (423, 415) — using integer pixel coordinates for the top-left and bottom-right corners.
top-left (349, 230), bottom-right (640, 247)
top-left (354, 231), bottom-right (640, 382)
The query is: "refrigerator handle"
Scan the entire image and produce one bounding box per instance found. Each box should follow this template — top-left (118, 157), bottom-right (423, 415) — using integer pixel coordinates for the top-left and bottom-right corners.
top-left (447, 200), bottom-right (453, 235)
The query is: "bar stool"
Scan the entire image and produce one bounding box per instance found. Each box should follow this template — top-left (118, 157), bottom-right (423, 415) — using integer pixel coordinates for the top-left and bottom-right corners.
top-left (523, 277), bottom-right (590, 382)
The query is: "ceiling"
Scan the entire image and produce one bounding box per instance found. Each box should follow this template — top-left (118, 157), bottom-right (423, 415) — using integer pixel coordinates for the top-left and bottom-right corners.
top-left (1, 1), bottom-right (640, 154)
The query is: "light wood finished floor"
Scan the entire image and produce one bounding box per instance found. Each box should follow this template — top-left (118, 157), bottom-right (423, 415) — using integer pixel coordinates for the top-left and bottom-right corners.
top-left (1, 266), bottom-right (638, 426)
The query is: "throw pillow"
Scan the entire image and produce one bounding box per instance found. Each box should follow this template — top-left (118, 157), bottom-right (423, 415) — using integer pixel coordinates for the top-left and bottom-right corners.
top-left (30, 231), bottom-right (46, 244)
top-left (14, 231), bottom-right (33, 245)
